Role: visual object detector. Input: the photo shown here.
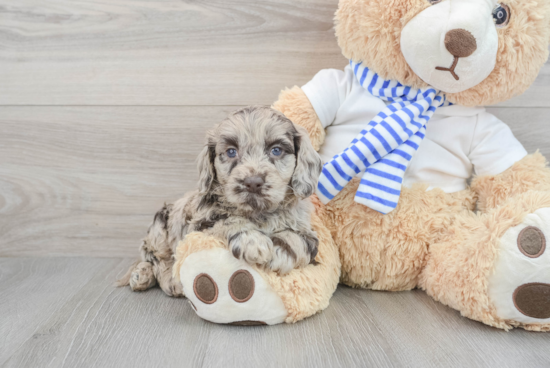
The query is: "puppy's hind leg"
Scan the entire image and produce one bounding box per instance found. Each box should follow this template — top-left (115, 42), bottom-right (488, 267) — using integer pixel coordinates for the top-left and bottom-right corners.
top-left (115, 228), bottom-right (162, 292)
top-left (144, 203), bottom-right (184, 297)
top-left (153, 258), bottom-right (184, 297)
top-left (115, 260), bottom-right (138, 287)
top-left (117, 202), bottom-right (186, 296)
top-left (115, 260), bottom-right (157, 291)
top-left (131, 261), bottom-right (157, 291)
top-left (116, 204), bottom-right (171, 293)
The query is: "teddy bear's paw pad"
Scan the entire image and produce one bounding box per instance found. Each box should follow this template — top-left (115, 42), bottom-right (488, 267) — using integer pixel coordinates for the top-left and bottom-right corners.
top-left (228, 270), bottom-right (255, 302)
top-left (513, 283), bottom-right (550, 319)
top-left (193, 273), bottom-right (218, 304)
top-left (180, 248), bottom-right (287, 325)
top-left (517, 226), bottom-right (546, 258)
top-left (488, 207), bottom-right (550, 324)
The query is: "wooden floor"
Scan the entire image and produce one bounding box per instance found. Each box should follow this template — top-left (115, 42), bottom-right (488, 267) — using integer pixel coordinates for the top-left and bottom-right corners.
top-left (1, 0), bottom-right (550, 367)
top-left (0, 257), bottom-right (549, 368)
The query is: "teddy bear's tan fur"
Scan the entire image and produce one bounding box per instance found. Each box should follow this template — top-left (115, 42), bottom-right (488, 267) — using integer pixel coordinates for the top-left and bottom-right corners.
top-left (270, 0), bottom-right (550, 331)
top-left (276, 91), bottom-right (550, 331)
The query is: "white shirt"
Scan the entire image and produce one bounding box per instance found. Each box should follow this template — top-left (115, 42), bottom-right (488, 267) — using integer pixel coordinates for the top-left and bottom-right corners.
top-left (301, 65), bottom-right (527, 193)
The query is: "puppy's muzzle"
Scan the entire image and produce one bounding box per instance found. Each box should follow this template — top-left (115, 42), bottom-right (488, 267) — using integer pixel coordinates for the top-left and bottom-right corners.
top-left (243, 175), bottom-right (264, 194)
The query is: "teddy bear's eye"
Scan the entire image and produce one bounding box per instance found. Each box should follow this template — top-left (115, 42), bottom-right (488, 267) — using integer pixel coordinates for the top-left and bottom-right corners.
top-left (427, 0), bottom-right (442, 4)
top-left (493, 3), bottom-right (511, 28)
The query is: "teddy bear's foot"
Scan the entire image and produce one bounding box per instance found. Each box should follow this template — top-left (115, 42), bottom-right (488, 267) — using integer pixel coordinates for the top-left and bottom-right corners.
top-left (420, 192), bottom-right (550, 331)
top-left (179, 248), bottom-right (288, 325)
top-left (174, 209), bottom-right (341, 325)
top-left (488, 207), bottom-right (550, 326)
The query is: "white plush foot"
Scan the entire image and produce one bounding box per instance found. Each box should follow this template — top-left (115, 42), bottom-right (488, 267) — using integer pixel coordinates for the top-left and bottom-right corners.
top-left (488, 207), bottom-right (550, 324)
top-left (179, 248), bottom-right (288, 325)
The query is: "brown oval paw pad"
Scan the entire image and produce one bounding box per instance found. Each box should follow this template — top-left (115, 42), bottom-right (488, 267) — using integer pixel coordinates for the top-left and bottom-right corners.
top-left (228, 320), bottom-right (266, 326)
top-left (517, 226), bottom-right (546, 258)
top-left (193, 273), bottom-right (218, 304)
top-left (513, 283), bottom-right (550, 319)
top-left (229, 270), bottom-right (254, 303)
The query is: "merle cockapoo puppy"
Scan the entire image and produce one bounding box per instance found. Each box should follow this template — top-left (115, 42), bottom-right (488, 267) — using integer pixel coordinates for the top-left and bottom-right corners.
top-left (118, 106), bottom-right (323, 297)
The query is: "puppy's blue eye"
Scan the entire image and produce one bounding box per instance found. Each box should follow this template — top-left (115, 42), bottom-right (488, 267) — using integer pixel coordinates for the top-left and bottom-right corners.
top-left (271, 147), bottom-right (282, 156)
top-left (226, 148), bottom-right (237, 158)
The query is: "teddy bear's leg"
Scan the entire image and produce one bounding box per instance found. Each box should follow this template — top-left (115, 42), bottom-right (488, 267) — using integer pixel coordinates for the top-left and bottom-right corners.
top-left (324, 177), bottom-right (476, 291)
top-left (177, 240), bottom-right (289, 325)
top-left (173, 207), bottom-right (341, 325)
top-left (272, 86), bottom-right (325, 151)
top-left (418, 153), bottom-right (550, 330)
top-left (419, 191), bottom-right (550, 331)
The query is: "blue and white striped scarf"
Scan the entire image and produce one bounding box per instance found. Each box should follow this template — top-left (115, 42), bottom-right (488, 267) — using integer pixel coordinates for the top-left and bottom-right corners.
top-left (316, 61), bottom-right (450, 214)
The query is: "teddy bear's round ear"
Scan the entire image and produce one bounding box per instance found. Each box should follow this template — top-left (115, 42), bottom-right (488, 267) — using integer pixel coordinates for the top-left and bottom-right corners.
top-left (334, 0), bottom-right (431, 88)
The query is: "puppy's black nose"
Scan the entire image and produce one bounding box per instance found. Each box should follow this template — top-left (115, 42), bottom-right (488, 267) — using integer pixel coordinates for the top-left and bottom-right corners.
top-left (244, 176), bottom-right (264, 193)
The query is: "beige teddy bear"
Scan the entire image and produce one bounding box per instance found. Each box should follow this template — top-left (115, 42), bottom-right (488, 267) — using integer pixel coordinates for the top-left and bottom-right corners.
top-left (176, 0), bottom-right (550, 330)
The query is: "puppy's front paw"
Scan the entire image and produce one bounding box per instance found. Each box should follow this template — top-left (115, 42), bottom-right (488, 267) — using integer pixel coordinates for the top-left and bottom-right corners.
top-left (230, 231), bottom-right (273, 266)
top-left (269, 231), bottom-right (319, 275)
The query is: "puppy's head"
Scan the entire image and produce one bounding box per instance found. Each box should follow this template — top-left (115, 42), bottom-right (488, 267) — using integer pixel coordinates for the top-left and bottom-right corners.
top-left (197, 106), bottom-right (322, 213)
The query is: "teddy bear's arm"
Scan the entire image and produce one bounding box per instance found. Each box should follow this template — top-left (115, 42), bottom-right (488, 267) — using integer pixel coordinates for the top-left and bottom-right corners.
top-left (274, 68), bottom-right (356, 152)
top-left (471, 152), bottom-right (550, 212)
top-left (272, 86), bottom-right (325, 151)
top-left (464, 112), bottom-right (550, 211)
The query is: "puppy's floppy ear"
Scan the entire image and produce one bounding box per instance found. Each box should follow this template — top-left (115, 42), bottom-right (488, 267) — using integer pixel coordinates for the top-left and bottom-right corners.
top-left (291, 125), bottom-right (323, 198)
top-left (197, 140), bottom-right (216, 195)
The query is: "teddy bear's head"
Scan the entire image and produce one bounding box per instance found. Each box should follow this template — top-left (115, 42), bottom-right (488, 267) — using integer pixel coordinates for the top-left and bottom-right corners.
top-left (335, 0), bottom-right (550, 106)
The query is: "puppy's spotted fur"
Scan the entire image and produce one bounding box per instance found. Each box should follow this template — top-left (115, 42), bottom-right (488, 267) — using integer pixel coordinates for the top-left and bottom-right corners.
top-left (117, 106), bottom-right (322, 296)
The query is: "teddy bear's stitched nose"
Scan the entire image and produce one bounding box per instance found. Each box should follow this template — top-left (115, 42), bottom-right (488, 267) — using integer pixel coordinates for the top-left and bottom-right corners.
top-left (444, 29), bottom-right (477, 58)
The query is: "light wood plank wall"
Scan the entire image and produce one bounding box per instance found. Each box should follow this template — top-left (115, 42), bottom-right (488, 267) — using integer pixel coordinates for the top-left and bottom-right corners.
top-left (0, 0), bottom-right (549, 257)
